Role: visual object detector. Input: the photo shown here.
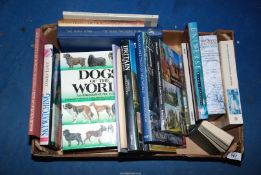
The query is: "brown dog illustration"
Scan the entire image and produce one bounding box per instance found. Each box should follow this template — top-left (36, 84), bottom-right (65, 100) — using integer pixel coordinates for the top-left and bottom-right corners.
top-left (63, 103), bottom-right (94, 123)
top-left (63, 53), bottom-right (86, 68)
top-left (84, 125), bottom-right (107, 144)
top-left (89, 102), bottom-right (112, 120)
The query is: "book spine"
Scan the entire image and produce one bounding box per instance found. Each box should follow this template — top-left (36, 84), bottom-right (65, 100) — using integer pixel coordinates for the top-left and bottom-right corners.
top-left (188, 22), bottom-right (208, 120)
top-left (28, 28), bottom-right (45, 137)
top-left (58, 19), bottom-right (145, 27)
top-left (154, 39), bottom-right (166, 131)
top-left (113, 44), bottom-right (128, 152)
top-left (181, 43), bottom-right (196, 128)
top-left (58, 27), bottom-right (162, 38)
top-left (199, 35), bottom-right (225, 116)
top-left (120, 40), bottom-right (139, 151)
top-left (62, 11), bottom-right (158, 27)
top-left (40, 44), bottom-right (54, 145)
top-left (219, 40), bottom-right (243, 126)
top-left (50, 52), bottom-right (62, 149)
top-left (135, 33), bottom-right (152, 142)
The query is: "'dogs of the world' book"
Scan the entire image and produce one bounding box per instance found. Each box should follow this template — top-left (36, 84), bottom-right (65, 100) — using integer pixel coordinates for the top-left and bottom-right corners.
top-left (60, 51), bottom-right (116, 150)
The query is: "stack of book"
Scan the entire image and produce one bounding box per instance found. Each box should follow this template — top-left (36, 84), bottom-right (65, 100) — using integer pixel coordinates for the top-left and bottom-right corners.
top-left (28, 12), bottom-right (243, 158)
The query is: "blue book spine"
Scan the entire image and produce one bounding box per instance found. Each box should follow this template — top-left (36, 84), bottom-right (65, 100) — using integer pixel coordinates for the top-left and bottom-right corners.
top-left (135, 33), bottom-right (152, 142)
top-left (58, 27), bottom-right (162, 37)
top-left (188, 22), bottom-right (208, 120)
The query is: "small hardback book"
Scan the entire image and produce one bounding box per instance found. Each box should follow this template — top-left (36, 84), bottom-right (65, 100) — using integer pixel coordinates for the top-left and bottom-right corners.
top-left (189, 121), bottom-right (234, 154)
top-left (136, 32), bottom-right (185, 146)
top-left (112, 44), bottom-right (128, 152)
top-left (120, 40), bottom-right (141, 151)
top-left (60, 51), bottom-right (116, 150)
top-left (185, 22), bottom-right (208, 120)
top-left (199, 35), bottom-right (226, 116)
top-left (214, 40), bottom-right (243, 128)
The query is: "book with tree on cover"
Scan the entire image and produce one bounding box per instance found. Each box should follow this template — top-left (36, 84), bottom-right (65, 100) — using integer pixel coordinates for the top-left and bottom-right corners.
top-left (136, 32), bottom-right (185, 146)
top-left (60, 51), bottom-right (116, 150)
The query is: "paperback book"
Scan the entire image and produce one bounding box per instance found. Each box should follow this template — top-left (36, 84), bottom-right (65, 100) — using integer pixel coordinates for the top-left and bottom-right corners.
top-left (60, 51), bottom-right (116, 150)
top-left (199, 35), bottom-right (225, 116)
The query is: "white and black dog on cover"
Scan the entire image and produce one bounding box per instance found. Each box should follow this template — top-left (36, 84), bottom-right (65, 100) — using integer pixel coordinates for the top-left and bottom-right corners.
top-left (63, 103), bottom-right (94, 123)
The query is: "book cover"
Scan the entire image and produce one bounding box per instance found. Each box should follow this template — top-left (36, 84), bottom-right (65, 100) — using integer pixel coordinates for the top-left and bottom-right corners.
top-left (40, 44), bottom-right (54, 145)
top-left (187, 22), bottom-right (208, 120)
top-left (136, 32), bottom-right (185, 146)
top-left (181, 43), bottom-right (196, 130)
top-left (57, 27), bottom-right (162, 52)
top-left (60, 51), bottom-right (116, 150)
top-left (217, 40), bottom-right (243, 127)
top-left (199, 35), bottom-right (225, 116)
top-left (28, 28), bottom-right (46, 137)
top-left (158, 41), bottom-right (186, 135)
top-left (120, 40), bottom-right (141, 151)
top-left (112, 44), bottom-right (128, 152)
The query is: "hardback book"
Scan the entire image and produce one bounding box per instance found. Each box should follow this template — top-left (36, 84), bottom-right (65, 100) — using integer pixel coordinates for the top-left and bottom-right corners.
top-left (50, 52), bottom-right (62, 149)
top-left (28, 28), bottom-right (46, 137)
top-left (181, 43), bottom-right (196, 130)
top-left (185, 22), bottom-right (208, 120)
top-left (189, 121), bottom-right (234, 154)
top-left (156, 40), bottom-right (186, 135)
top-left (58, 19), bottom-right (145, 27)
top-left (120, 40), bottom-right (142, 151)
top-left (57, 27), bottom-right (162, 52)
top-left (40, 44), bottom-right (56, 145)
top-left (136, 32), bottom-right (185, 146)
top-left (62, 11), bottom-right (159, 27)
top-left (60, 51), bottom-right (116, 150)
top-left (112, 44), bottom-right (128, 152)
top-left (213, 40), bottom-right (243, 128)
top-left (199, 35), bottom-right (226, 116)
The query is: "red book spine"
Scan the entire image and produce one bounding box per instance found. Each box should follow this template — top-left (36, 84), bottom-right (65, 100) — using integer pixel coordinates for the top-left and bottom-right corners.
top-left (28, 28), bottom-right (45, 137)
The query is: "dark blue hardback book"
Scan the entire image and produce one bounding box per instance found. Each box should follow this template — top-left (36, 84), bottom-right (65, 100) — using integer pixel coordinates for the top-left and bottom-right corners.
top-left (120, 40), bottom-right (142, 151)
top-left (57, 27), bottom-right (162, 52)
top-left (135, 32), bottom-right (185, 146)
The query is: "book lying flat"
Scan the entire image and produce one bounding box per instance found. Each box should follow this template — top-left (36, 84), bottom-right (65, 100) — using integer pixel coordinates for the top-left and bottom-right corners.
top-left (189, 121), bottom-right (234, 154)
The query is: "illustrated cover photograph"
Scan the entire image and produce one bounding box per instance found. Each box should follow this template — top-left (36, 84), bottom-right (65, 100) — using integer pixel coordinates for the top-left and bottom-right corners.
top-left (60, 51), bottom-right (116, 150)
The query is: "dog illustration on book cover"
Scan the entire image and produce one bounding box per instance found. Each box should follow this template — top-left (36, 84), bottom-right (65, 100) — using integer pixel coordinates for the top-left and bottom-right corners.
top-left (63, 103), bottom-right (94, 123)
top-left (63, 129), bottom-right (83, 147)
top-left (84, 125), bottom-right (108, 144)
top-left (89, 102), bottom-right (113, 120)
top-left (63, 53), bottom-right (86, 68)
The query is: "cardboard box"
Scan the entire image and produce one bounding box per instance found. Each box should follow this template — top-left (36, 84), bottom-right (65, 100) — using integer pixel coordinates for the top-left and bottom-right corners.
top-left (29, 24), bottom-right (244, 162)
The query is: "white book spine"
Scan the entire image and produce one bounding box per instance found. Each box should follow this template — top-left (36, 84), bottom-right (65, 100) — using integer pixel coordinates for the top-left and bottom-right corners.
top-left (181, 43), bottom-right (195, 126)
top-left (199, 35), bottom-right (226, 115)
top-left (219, 40), bottom-right (243, 125)
top-left (40, 44), bottom-right (53, 145)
